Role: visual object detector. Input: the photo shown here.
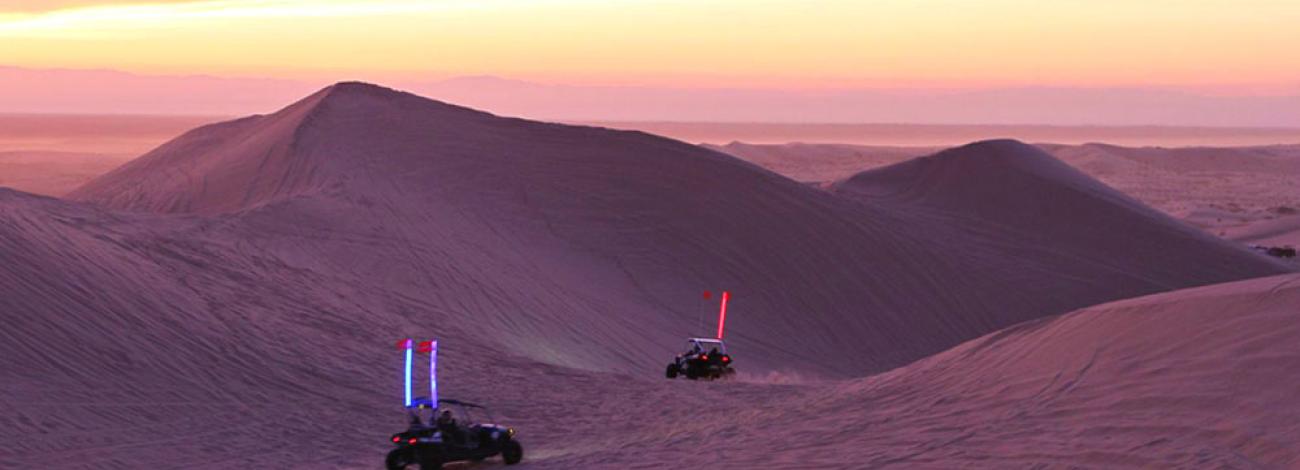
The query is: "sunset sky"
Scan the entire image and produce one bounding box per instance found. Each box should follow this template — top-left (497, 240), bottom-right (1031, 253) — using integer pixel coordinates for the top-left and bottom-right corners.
top-left (2, 0), bottom-right (1298, 91)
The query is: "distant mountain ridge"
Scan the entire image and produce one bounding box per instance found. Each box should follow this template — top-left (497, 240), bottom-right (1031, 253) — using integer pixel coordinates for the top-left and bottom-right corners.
top-left (4, 66), bottom-right (1300, 126)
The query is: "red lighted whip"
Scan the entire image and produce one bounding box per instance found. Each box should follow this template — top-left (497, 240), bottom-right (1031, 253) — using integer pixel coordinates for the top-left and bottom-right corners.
top-left (716, 291), bottom-right (730, 339)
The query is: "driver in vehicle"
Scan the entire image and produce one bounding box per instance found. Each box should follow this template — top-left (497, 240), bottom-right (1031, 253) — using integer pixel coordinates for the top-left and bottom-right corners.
top-left (437, 409), bottom-right (466, 445)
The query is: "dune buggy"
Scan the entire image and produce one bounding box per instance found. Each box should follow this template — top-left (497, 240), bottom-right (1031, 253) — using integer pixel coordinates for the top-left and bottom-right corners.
top-left (666, 337), bottom-right (735, 380)
top-left (386, 397), bottom-right (523, 469)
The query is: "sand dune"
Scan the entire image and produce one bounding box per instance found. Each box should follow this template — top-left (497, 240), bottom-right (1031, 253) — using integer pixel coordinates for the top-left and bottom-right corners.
top-left (702, 141), bottom-right (935, 184)
top-left (710, 142), bottom-right (1300, 212)
top-left (7, 185), bottom-right (1291, 467)
top-left (713, 140), bottom-right (1300, 256)
top-left (1040, 143), bottom-right (1300, 220)
top-left (552, 273), bottom-right (1300, 468)
top-left (69, 82), bottom-right (1285, 375)
top-left (3, 83), bottom-right (1294, 468)
top-left (1228, 217), bottom-right (1300, 248)
top-left (834, 140), bottom-right (1194, 232)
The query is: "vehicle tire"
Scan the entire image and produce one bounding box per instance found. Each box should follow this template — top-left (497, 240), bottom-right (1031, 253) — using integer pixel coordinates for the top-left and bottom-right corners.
top-left (665, 364), bottom-right (679, 379)
top-left (501, 440), bottom-right (524, 465)
top-left (416, 446), bottom-right (443, 470)
top-left (386, 448), bottom-right (413, 470)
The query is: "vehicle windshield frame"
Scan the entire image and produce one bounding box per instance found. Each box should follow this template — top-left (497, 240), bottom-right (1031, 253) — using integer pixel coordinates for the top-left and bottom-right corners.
top-left (438, 399), bottom-right (497, 426)
top-left (687, 338), bottom-right (726, 355)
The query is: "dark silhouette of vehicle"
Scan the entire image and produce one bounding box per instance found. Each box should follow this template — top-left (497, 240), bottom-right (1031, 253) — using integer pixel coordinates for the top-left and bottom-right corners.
top-left (1267, 246), bottom-right (1296, 258)
top-left (666, 337), bottom-right (735, 380)
top-left (1250, 245), bottom-right (1297, 259)
top-left (386, 398), bottom-right (523, 469)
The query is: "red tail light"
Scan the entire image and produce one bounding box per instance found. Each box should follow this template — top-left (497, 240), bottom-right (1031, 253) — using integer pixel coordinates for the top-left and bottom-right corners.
top-left (392, 436), bottom-right (400, 443)
top-left (407, 438), bottom-right (418, 445)
top-left (700, 354), bottom-right (708, 360)
top-left (722, 356), bottom-right (730, 363)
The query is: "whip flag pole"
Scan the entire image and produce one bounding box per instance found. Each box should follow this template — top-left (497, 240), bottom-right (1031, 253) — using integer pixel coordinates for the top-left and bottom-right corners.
top-left (716, 291), bottom-right (730, 339)
top-left (429, 340), bottom-right (437, 407)
top-left (398, 338), bottom-right (438, 409)
top-left (401, 339), bottom-right (413, 408)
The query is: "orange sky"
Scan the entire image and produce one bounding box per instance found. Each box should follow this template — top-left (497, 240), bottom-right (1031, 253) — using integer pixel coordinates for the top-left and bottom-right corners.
top-left (0, 0), bottom-right (1297, 92)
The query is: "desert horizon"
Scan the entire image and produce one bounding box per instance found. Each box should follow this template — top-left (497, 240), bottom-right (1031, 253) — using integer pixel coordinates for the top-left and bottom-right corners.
top-left (3, 1), bottom-right (1299, 469)
top-left (3, 66), bottom-right (1300, 127)
top-left (7, 111), bottom-right (1300, 157)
